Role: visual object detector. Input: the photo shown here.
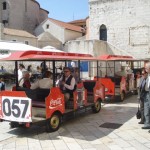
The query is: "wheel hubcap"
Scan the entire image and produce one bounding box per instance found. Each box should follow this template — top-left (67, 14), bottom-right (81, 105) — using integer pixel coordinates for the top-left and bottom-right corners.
top-left (50, 115), bottom-right (59, 129)
top-left (95, 101), bottom-right (100, 111)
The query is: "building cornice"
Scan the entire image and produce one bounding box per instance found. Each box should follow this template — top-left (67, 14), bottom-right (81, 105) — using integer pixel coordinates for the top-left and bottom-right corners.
top-left (31, 0), bottom-right (49, 14)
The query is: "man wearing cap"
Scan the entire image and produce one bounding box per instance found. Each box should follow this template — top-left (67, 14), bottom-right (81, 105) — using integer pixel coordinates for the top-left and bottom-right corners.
top-left (58, 67), bottom-right (76, 102)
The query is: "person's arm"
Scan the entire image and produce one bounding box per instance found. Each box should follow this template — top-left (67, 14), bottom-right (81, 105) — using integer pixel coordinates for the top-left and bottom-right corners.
top-left (23, 80), bottom-right (31, 89)
top-left (64, 78), bottom-right (76, 90)
top-left (145, 77), bottom-right (150, 91)
top-left (56, 76), bottom-right (63, 87)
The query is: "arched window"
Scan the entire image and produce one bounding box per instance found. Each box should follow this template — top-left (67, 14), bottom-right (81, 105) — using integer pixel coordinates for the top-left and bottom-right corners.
top-left (2, 2), bottom-right (7, 10)
top-left (99, 24), bottom-right (107, 41)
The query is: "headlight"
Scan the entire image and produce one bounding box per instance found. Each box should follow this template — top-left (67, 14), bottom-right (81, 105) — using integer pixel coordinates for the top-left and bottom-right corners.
top-left (105, 88), bottom-right (108, 92)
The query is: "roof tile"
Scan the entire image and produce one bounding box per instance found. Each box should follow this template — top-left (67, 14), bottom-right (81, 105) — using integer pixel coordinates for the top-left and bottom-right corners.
top-left (49, 18), bottom-right (83, 33)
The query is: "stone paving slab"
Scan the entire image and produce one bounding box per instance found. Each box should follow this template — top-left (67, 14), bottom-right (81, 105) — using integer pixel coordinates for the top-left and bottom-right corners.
top-left (0, 95), bottom-right (150, 150)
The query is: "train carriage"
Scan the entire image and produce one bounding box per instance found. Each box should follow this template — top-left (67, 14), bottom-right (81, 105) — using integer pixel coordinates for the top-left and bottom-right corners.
top-left (0, 50), bottom-right (105, 132)
top-left (95, 54), bottom-right (137, 102)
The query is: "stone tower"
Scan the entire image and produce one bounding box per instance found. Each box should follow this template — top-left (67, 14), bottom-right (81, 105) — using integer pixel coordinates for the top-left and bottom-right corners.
top-left (0, 0), bottom-right (48, 33)
top-left (89, 0), bottom-right (150, 59)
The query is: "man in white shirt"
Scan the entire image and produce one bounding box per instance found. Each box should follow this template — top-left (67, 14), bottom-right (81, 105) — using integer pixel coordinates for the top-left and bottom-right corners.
top-left (30, 71), bottom-right (53, 89)
top-left (115, 66), bottom-right (127, 77)
top-left (18, 64), bottom-right (26, 81)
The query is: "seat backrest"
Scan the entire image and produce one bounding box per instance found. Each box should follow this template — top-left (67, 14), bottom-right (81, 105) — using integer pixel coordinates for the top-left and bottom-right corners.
top-left (74, 82), bottom-right (87, 107)
top-left (25, 88), bottom-right (50, 101)
top-left (36, 88), bottom-right (50, 100)
top-left (83, 80), bottom-right (96, 93)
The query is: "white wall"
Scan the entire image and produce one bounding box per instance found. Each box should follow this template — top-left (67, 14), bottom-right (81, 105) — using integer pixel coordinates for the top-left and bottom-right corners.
top-left (3, 34), bottom-right (38, 47)
top-left (64, 30), bottom-right (82, 43)
top-left (35, 19), bottom-right (64, 43)
top-left (35, 19), bottom-right (83, 44)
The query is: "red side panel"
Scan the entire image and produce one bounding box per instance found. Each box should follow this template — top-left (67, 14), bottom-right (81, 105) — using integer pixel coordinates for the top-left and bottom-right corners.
top-left (93, 80), bottom-right (105, 102)
top-left (99, 78), bottom-right (115, 95)
top-left (45, 87), bottom-right (65, 119)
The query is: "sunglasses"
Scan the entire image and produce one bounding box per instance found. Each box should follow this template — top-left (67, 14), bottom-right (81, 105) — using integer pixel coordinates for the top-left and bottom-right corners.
top-left (64, 70), bottom-right (69, 73)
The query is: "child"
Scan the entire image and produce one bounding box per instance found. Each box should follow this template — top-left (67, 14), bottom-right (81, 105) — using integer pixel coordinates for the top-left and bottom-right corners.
top-left (0, 78), bottom-right (5, 91)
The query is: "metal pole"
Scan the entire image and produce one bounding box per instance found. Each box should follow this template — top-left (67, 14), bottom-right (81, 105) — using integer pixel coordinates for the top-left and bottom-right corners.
top-left (15, 61), bottom-right (18, 87)
top-left (53, 60), bottom-right (56, 87)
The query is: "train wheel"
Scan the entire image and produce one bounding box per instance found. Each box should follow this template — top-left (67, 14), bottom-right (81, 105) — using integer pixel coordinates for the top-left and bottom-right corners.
top-left (9, 122), bottom-right (19, 128)
top-left (46, 113), bottom-right (61, 132)
top-left (92, 100), bottom-right (101, 113)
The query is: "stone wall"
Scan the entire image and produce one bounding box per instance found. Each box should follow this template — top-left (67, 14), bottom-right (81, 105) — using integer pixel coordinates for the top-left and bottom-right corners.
top-left (64, 39), bottom-right (132, 57)
top-left (6, 0), bottom-right (25, 30)
top-left (89, 0), bottom-right (150, 59)
top-left (0, 0), bottom-right (48, 33)
top-left (37, 32), bottom-right (62, 49)
top-left (3, 34), bottom-right (38, 47)
top-left (65, 40), bottom-right (106, 56)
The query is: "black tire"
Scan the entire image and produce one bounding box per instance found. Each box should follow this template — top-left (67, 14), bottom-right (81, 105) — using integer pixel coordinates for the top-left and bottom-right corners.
top-left (120, 92), bottom-right (125, 101)
top-left (46, 113), bottom-right (61, 132)
top-left (92, 100), bottom-right (101, 113)
top-left (9, 122), bottom-right (19, 128)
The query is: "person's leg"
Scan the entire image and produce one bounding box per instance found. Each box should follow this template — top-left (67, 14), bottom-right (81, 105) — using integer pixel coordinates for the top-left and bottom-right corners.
top-left (139, 100), bottom-right (144, 123)
top-left (143, 94), bottom-right (150, 128)
top-left (64, 93), bottom-right (70, 102)
top-left (148, 96), bottom-right (150, 125)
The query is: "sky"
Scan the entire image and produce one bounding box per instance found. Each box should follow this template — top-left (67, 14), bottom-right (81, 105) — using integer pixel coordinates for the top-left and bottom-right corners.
top-left (36, 0), bottom-right (89, 22)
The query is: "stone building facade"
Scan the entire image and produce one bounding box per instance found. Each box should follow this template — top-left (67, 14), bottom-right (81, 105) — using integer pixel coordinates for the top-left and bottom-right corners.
top-left (0, 23), bottom-right (38, 47)
top-left (0, 0), bottom-right (48, 33)
top-left (34, 18), bottom-right (83, 49)
top-left (89, 0), bottom-right (150, 59)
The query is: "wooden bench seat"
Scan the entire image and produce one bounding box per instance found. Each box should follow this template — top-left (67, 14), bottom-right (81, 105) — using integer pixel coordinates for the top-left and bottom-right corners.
top-left (16, 87), bottom-right (50, 104)
top-left (32, 101), bottom-right (45, 108)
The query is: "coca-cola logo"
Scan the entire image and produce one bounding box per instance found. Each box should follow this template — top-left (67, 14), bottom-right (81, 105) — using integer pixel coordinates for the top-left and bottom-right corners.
top-left (50, 98), bottom-right (62, 107)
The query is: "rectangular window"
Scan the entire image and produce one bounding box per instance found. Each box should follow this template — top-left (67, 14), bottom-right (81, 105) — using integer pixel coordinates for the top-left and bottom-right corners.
top-left (2, 20), bottom-right (7, 25)
top-left (25, 41), bottom-right (29, 45)
top-left (46, 24), bottom-right (49, 29)
top-left (3, 2), bottom-right (7, 10)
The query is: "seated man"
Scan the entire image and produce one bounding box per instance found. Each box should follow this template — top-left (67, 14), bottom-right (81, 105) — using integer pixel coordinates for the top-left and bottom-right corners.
top-left (30, 71), bottom-right (53, 89)
top-left (58, 67), bottom-right (76, 102)
top-left (19, 71), bottom-right (31, 89)
top-left (115, 66), bottom-right (127, 77)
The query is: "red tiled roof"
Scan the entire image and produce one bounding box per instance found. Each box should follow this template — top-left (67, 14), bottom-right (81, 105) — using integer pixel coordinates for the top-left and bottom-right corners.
top-left (3, 28), bottom-right (37, 38)
top-left (48, 18), bottom-right (83, 33)
top-left (68, 19), bottom-right (86, 24)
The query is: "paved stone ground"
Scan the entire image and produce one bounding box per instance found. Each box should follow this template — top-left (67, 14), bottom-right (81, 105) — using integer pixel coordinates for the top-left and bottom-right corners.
top-left (0, 95), bottom-right (150, 150)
